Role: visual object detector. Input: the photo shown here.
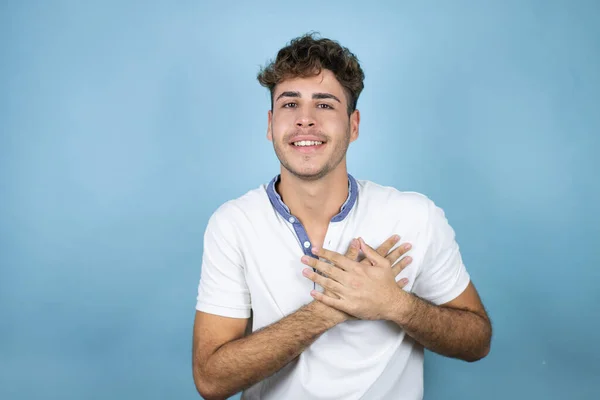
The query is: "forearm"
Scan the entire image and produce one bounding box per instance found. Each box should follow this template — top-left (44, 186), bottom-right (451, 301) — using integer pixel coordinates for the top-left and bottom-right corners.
top-left (391, 292), bottom-right (492, 362)
top-left (199, 301), bottom-right (340, 399)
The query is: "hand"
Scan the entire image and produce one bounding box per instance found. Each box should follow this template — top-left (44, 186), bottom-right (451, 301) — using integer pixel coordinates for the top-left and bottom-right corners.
top-left (317, 235), bottom-right (411, 322)
top-left (302, 237), bottom-right (413, 321)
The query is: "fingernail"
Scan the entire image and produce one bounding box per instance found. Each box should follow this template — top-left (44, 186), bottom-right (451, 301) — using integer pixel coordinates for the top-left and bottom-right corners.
top-left (302, 268), bottom-right (311, 276)
top-left (404, 243), bottom-right (412, 250)
top-left (301, 256), bottom-right (309, 263)
top-left (393, 235), bottom-right (400, 241)
top-left (312, 247), bottom-right (319, 254)
top-left (351, 239), bottom-right (359, 248)
top-left (400, 278), bottom-right (409, 284)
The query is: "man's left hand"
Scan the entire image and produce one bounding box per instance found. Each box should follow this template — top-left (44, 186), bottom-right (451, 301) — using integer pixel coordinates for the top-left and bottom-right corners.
top-left (301, 237), bottom-right (412, 321)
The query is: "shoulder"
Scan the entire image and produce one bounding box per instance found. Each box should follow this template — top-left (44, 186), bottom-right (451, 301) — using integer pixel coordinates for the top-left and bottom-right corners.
top-left (205, 183), bottom-right (271, 232)
top-left (356, 179), bottom-right (456, 238)
top-left (357, 178), bottom-right (437, 217)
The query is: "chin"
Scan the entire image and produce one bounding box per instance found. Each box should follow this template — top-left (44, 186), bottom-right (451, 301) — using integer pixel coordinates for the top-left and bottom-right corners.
top-left (286, 166), bottom-right (330, 181)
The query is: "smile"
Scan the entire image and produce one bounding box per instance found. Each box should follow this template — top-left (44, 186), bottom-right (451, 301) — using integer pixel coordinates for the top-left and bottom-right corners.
top-left (293, 140), bottom-right (323, 146)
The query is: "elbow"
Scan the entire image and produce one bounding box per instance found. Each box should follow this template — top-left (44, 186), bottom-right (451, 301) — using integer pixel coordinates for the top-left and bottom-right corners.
top-left (194, 378), bottom-right (223, 400)
top-left (193, 367), bottom-right (223, 400)
top-left (194, 370), bottom-right (239, 400)
top-left (465, 319), bottom-right (492, 362)
top-left (480, 341), bottom-right (491, 360)
top-left (465, 329), bottom-right (492, 362)
top-left (193, 373), bottom-right (210, 399)
top-left (197, 389), bottom-right (222, 400)
top-left (464, 343), bottom-right (490, 363)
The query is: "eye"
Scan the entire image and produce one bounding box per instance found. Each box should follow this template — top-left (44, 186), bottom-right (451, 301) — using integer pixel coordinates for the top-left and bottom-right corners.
top-left (282, 102), bottom-right (297, 108)
top-left (317, 103), bottom-right (333, 109)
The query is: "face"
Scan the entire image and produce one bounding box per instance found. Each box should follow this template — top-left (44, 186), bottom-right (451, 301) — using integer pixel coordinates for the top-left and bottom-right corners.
top-left (267, 69), bottom-right (360, 181)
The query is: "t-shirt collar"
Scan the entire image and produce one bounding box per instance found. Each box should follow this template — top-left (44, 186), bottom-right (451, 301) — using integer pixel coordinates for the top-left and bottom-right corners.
top-left (266, 173), bottom-right (358, 223)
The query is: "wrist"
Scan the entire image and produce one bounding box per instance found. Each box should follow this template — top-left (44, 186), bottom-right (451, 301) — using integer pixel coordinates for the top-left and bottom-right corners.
top-left (308, 300), bottom-right (347, 327)
top-left (385, 287), bottom-right (415, 325)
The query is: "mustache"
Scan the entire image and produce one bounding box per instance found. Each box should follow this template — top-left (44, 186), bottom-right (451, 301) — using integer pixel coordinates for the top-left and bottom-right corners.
top-left (286, 131), bottom-right (328, 142)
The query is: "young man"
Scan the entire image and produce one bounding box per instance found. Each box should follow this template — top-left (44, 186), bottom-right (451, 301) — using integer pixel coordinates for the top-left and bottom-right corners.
top-left (192, 33), bottom-right (492, 400)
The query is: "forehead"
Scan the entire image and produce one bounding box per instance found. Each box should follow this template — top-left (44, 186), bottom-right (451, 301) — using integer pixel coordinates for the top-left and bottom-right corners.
top-left (274, 70), bottom-right (346, 100)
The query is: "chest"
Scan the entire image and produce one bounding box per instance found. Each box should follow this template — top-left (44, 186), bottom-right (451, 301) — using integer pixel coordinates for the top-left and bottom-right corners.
top-left (240, 212), bottom-right (426, 330)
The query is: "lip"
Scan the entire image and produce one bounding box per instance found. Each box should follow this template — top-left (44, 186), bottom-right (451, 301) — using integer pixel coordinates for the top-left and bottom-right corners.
top-left (288, 135), bottom-right (327, 145)
top-left (291, 141), bottom-right (326, 153)
top-left (288, 134), bottom-right (327, 154)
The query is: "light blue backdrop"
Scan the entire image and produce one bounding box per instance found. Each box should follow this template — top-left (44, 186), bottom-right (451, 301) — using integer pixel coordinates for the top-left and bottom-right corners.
top-left (1, 1), bottom-right (598, 399)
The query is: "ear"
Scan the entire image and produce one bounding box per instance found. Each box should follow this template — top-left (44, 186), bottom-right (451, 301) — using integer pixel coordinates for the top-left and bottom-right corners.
top-left (267, 110), bottom-right (273, 141)
top-left (349, 109), bottom-right (360, 143)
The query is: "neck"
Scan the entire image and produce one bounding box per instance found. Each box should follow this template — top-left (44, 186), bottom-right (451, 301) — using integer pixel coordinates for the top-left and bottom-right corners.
top-left (276, 164), bottom-right (350, 227)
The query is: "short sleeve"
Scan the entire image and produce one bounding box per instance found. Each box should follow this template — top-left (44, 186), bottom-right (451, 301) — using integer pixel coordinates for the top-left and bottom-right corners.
top-left (195, 205), bottom-right (251, 318)
top-left (412, 198), bottom-right (470, 305)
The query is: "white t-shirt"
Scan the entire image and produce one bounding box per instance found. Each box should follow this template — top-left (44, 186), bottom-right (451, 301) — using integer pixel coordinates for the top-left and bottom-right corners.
top-left (196, 174), bottom-right (470, 400)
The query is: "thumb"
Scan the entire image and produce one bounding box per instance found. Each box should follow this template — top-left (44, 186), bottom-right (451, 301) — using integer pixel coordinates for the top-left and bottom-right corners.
top-left (359, 237), bottom-right (386, 266)
top-left (397, 277), bottom-right (409, 288)
top-left (344, 238), bottom-right (360, 261)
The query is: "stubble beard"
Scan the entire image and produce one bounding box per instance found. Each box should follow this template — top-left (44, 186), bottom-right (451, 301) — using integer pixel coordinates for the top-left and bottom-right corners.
top-left (272, 124), bottom-right (351, 182)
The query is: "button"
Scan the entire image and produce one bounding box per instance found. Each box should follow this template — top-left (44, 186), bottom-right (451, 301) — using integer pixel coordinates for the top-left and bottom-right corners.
top-left (303, 241), bottom-right (311, 248)
top-left (288, 217), bottom-right (295, 223)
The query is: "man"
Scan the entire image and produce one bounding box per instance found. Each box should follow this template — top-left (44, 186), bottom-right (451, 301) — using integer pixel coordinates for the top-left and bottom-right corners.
top-left (192, 33), bottom-right (492, 400)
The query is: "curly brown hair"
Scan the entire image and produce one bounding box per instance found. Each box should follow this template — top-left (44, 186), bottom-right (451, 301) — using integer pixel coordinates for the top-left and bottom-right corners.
top-left (257, 32), bottom-right (365, 116)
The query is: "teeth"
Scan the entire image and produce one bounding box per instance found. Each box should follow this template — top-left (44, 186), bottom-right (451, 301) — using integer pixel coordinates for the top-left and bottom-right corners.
top-left (293, 140), bottom-right (323, 146)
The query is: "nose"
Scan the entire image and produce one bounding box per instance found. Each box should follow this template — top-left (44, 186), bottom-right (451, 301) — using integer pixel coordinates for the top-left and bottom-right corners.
top-left (295, 112), bottom-right (316, 128)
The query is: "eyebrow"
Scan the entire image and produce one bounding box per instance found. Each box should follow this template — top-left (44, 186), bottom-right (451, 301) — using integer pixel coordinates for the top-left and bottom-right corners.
top-left (275, 91), bottom-right (341, 103)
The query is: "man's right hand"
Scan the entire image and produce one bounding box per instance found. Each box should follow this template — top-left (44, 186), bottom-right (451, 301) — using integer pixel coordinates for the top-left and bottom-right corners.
top-left (315, 235), bottom-right (413, 323)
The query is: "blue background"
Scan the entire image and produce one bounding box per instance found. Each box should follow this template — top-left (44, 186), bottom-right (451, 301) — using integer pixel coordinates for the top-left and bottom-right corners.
top-left (1, 1), bottom-right (599, 399)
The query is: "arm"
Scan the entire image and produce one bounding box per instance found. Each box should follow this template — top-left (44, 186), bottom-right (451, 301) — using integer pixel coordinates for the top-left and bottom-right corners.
top-left (192, 302), bottom-right (344, 400)
top-left (192, 206), bottom-right (341, 399)
top-left (388, 282), bottom-right (491, 362)
top-left (192, 234), bottom-right (411, 399)
top-left (302, 199), bottom-right (492, 363)
top-left (304, 244), bottom-right (492, 363)
top-left (392, 198), bottom-right (492, 361)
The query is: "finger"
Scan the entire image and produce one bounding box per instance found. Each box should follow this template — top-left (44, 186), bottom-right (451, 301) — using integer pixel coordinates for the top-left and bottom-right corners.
top-left (391, 255), bottom-right (413, 277)
top-left (301, 255), bottom-right (347, 284)
top-left (344, 238), bottom-right (360, 261)
top-left (312, 246), bottom-right (353, 271)
top-left (323, 288), bottom-right (341, 299)
top-left (397, 277), bottom-right (409, 288)
top-left (302, 268), bottom-right (346, 294)
top-left (385, 242), bottom-right (412, 265)
top-left (360, 235), bottom-right (400, 265)
top-left (375, 234), bottom-right (401, 257)
top-left (310, 289), bottom-right (348, 312)
top-left (358, 237), bottom-right (388, 267)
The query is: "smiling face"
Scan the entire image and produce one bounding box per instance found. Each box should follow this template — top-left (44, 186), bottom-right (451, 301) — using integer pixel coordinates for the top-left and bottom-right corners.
top-left (267, 69), bottom-right (360, 181)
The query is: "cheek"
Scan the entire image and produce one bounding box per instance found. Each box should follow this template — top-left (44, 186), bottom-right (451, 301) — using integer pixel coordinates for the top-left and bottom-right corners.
top-left (273, 111), bottom-right (295, 123)
top-left (322, 118), bottom-right (348, 137)
top-left (272, 116), bottom-right (294, 138)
